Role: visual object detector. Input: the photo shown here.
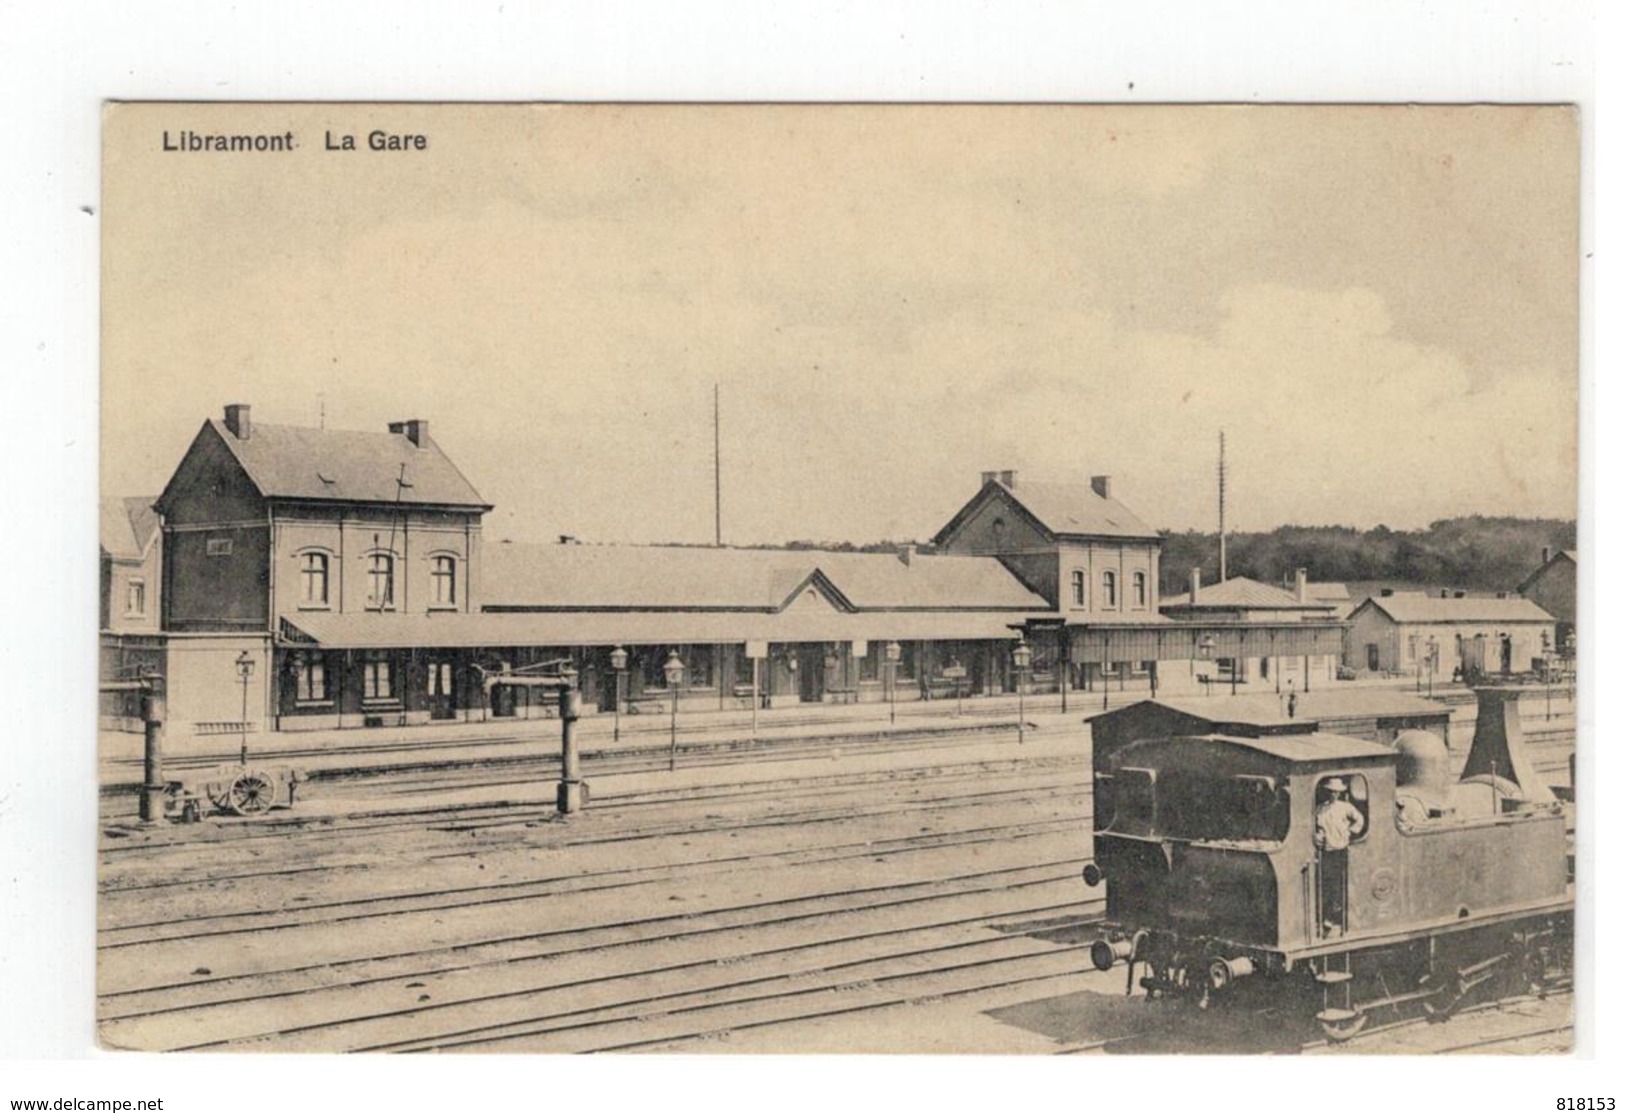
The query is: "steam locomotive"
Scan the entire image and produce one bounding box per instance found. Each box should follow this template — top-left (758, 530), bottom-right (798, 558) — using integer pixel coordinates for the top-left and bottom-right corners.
top-left (1083, 688), bottom-right (1573, 1040)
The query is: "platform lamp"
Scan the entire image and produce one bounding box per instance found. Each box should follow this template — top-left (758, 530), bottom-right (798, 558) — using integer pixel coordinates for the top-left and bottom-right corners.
top-left (609, 646), bottom-right (629, 743)
top-left (1541, 631), bottom-right (1553, 720)
top-left (1199, 634), bottom-right (1216, 699)
top-left (885, 640), bottom-right (902, 726)
top-left (663, 649), bottom-right (685, 772)
top-left (235, 651), bottom-right (255, 766)
top-left (1426, 636), bottom-right (1438, 699)
top-left (1012, 636), bottom-right (1032, 745)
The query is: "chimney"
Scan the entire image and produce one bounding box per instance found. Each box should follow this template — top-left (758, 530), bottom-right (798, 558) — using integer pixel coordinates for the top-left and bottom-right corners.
top-left (1380, 588), bottom-right (1394, 597)
top-left (223, 404), bottom-right (252, 440)
top-left (1439, 589), bottom-right (1450, 599)
top-left (1091, 475), bottom-right (1113, 499)
top-left (389, 419), bottom-right (430, 447)
top-left (998, 469), bottom-right (1017, 488)
top-left (1541, 546), bottom-right (1552, 565)
top-left (980, 470), bottom-right (999, 487)
top-left (898, 543), bottom-right (918, 566)
top-left (1454, 590), bottom-right (1467, 599)
top-left (1190, 567), bottom-right (1202, 604)
top-left (1295, 568), bottom-right (1308, 604)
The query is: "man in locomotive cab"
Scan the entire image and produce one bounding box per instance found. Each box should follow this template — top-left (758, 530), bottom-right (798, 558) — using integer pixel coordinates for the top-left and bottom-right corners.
top-left (1314, 777), bottom-right (1366, 936)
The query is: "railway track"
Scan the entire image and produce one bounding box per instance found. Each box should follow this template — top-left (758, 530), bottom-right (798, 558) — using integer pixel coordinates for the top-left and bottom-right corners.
top-left (101, 858), bottom-right (1102, 1052)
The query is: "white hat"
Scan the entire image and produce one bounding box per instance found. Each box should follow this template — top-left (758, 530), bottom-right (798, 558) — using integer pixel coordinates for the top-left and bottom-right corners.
top-left (1323, 777), bottom-right (1348, 793)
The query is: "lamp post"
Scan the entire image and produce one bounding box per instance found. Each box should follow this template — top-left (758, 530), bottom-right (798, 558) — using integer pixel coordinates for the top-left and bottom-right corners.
top-left (1541, 631), bottom-right (1552, 720)
top-left (1199, 634), bottom-right (1216, 698)
top-left (1426, 636), bottom-right (1438, 699)
top-left (885, 640), bottom-right (902, 726)
top-left (1012, 637), bottom-right (1032, 745)
top-left (609, 646), bottom-right (628, 743)
top-left (234, 650), bottom-right (255, 766)
top-left (663, 649), bottom-right (685, 772)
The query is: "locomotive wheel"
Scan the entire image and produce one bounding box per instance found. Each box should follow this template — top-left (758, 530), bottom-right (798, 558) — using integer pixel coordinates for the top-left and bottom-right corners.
top-left (1317, 1009), bottom-right (1368, 1042)
top-left (227, 771), bottom-right (277, 816)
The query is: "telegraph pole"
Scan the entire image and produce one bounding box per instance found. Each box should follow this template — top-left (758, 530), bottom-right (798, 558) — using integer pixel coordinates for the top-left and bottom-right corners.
top-left (713, 383), bottom-right (722, 547)
top-left (1218, 430), bottom-right (1228, 583)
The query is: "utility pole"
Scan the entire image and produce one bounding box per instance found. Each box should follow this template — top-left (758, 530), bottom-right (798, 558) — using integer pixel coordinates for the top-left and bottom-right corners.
top-left (1218, 429), bottom-right (1228, 583)
top-left (713, 383), bottom-right (722, 547)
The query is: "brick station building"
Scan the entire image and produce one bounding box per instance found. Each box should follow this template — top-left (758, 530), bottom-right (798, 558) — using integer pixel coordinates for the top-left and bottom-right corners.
top-left (123, 405), bottom-right (1350, 741)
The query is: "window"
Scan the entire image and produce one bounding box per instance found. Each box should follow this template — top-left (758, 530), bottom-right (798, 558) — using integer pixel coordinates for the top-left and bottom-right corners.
top-left (367, 552), bottom-right (395, 608)
top-left (1071, 570), bottom-right (1086, 606)
top-left (293, 651), bottom-right (327, 702)
top-left (363, 651), bottom-right (394, 700)
top-left (300, 552), bottom-right (329, 606)
top-left (1102, 570), bottom-right (1118, 609)
top-left (1132, 571), bottom-right (1147, 608)
top-left (1315, 773), bottom-right (1369, 845)
top-left (431, 555), bottom-right (457, 606)
top-left (125, 579), bottom-right (146, 616)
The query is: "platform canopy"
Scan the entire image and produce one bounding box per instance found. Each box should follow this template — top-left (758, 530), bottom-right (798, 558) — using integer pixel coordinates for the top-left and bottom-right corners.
top-left (1052, 619), bottom-right (1347, 664)
top-left (279, 610), bottom-right (1028, 651)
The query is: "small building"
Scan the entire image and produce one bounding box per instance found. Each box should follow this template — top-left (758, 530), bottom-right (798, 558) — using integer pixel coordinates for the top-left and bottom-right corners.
top-left (1159, 570), bottom-right (1342, 691)
top-left (1517, 547), bottom-right (1576, 650)
top-left (1344, 593), bottom-right (1556, 678)
top-left (99, 496), bottom-right (164, 728)
top-left (1087, 690), bottom-right (1455, 769)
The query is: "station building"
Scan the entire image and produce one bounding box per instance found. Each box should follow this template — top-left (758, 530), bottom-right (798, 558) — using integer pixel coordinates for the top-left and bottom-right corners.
top-left (1343, 592), bottom-right (1556, 679)
top-left (99, 496), bottom-right (164, 728)
top-left (121, 405), bottom-right (1352, 740)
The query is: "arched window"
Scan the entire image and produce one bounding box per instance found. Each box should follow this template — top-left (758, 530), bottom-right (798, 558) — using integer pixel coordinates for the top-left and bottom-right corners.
top-left (1071, 570), bottom-right (1086, 607)
top-left (300, 551), bottom-right (329, 606)
top-left (1102, 570), bottom-right (1118, 609)
top-left (367, 552), bottom-right (395, 608)
top-left (431, 554), bottom-right (457, 606)
top-left (1132, 571), bottom-right (1147, 608)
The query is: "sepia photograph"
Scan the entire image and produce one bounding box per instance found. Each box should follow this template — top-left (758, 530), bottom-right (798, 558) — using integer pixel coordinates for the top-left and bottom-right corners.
top-left (92, 101), bottom-right (1581, 1058)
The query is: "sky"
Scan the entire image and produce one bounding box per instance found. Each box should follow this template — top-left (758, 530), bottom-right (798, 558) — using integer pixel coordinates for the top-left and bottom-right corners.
top-left (101, 103), bottom-right (1579, 545)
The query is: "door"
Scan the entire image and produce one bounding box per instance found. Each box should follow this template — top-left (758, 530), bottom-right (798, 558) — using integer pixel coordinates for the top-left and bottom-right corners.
top-left (428, 659), bottom-right (456, 720)
top-left (1366, 643), bottom-right (1380, 671)
top-left (1500, 635), bottom-right (1513, 674)
top-left (799, 646), bottom-right (825, 702)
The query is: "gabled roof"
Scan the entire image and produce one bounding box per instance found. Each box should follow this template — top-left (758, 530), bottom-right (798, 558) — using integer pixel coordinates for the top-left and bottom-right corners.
top-left (175, 419), bottom-right (490, 509)
top-left (1119, 691), bottom-right (1448, 724)
top-left (1517, 549), bottom-right (1577, 593)
top-left (1160, 576), bottom-right (1334, 611)
top-left (933, 479), bottom-right (1161, 544)
top-left (1350, 594), bottom-right (1555, 625)
top-left (480, 543), bottom-right (1052, 612)
top-left (100, 496), bottom-right (159, 560)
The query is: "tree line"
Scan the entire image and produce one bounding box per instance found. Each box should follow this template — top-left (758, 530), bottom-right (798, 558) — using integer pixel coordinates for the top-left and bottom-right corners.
top-left (1155, 516), bottom-right (1576, 596)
